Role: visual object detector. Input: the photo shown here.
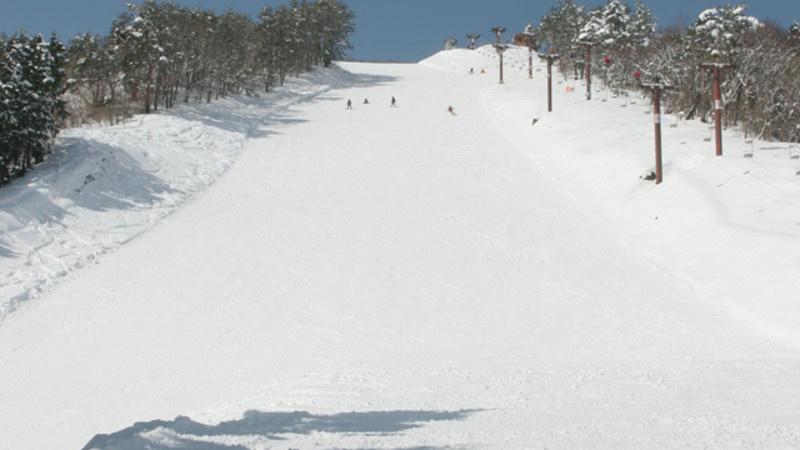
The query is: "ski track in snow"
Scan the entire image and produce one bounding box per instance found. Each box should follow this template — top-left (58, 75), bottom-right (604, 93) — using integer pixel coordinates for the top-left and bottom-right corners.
top-left (1, 47), bottom-right (799, 449)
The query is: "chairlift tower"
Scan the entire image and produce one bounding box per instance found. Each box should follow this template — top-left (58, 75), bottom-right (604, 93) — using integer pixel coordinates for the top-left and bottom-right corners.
top-left (494, 43), bottom-right (509, 84)
top-left (491, 27), bottom-right (506, 44)
top-left (491, 27), bottom-right (507, 84)
top-left (466, 34), bottom-right (480, 50)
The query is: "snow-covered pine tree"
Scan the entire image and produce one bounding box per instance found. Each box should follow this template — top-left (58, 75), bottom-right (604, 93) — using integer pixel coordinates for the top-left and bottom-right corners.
top-left (539, 0), bottom-right (587, 54)
top-left (66, 33), bottom-right (118, 124)
top-left (575, 0), bottom-right (635, 91)
top-left (685, 4), bottom-right (761, 62)
top-left (0, 38), bottom-right (17, 182)
top-left (0, 32), bottom-right (66, 183)
top-left (577, 8), bottom-right (605, 45)
top-left (60, 0), bottom-right (354, 118)
top-left (45, 33), bottom-right (68, 149)
top-left (789, 20), bottom-right (800, 49)
top-left (629, 1), bottom-right (659, 49)
top-left (599, 0), bottom-right (632, 48)
top-left (212, 9), bottom-right (257, 98)
top-left (312, 0), bottom-right (355, 68)
top-left (539, 0), bottom-right (587, 80)
top-left (619, 1), bottom-right (660, 88)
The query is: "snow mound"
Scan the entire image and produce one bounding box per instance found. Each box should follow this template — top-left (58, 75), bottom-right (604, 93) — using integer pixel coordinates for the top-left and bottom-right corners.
top-left (0, 68), bottom-right (348, 319)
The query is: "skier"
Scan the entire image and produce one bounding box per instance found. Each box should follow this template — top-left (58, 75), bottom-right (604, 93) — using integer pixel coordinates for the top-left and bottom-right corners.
top-left (390, 96), bottom-right (397, 107)
top-left (363, 98), bottom-right (370, 104)
top-left (447, 106), bottom-right (455, 115)
top-left (346, 99), bottom-right (352, 109)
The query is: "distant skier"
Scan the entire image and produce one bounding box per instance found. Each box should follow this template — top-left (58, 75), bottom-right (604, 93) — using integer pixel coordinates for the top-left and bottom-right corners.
top-left (390, 96), bottom-right (397, 107)
top-left (347, 99), bottom-right (352, 109)
top-left (447, 106), bottom-right (455, 115)
top-left (363, 98), bottom-right (370, 104)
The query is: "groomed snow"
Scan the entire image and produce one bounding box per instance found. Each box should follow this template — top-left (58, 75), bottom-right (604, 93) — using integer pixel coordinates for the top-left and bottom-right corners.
top-left (1, 46), bottom-right (799, 449)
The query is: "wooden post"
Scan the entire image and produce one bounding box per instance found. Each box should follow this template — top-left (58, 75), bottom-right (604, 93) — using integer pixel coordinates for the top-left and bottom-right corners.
top-left (499, 48), bottom-right (504, 84)
top-left (528, 46), bottom-right (533, 79)
top-left (653, 86), bottom-right (664, 184)
top-left (538, 52), bottom-right (561, 112)
top-left (546, 57), bottom-right (553, 112)
top-left (641, 82), bottom-right (675, 184)
top-left (700, 63), bottom-right (732, 156)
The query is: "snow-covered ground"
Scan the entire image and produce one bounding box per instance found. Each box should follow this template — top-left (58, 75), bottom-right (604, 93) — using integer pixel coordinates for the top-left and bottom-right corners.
top-left (1, 46), bottom-right (799, 449)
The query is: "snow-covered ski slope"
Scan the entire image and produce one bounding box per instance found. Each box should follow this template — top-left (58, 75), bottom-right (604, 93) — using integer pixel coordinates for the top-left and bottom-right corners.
top-left (1, 46), bottom-right (799, 449)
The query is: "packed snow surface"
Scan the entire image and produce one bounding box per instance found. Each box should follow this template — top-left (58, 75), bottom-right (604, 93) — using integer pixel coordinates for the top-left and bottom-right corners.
top-left (1, 47), bottom-right (799, 449)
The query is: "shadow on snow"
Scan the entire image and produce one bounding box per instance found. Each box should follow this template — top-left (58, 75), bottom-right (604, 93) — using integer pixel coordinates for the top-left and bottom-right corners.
top-left (82, 409), bottom-right (479, 450)
top-left (0, 136), bottom-right (173, 252)
top-left (170, 65), bottom-right (398, 140)
top-left (0, 236), bottom-right (16, 258)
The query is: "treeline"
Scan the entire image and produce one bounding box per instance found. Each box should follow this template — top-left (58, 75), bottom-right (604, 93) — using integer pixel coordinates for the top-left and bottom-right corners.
top-left (67, 0), bottom-right (354, 124)
top-left (0, 0), bottom-right (353, 186)
top-left (533, 0), bottom-right (800, 142)
top-left (3, 1), bottom-right (798, 187)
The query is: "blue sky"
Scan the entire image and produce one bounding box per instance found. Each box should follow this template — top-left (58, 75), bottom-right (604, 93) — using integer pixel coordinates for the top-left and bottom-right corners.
top-left (1, 0), bottom-right (798, 62)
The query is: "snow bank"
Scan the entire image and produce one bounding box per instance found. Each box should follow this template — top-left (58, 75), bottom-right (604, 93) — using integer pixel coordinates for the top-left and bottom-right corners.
top-left (0, 69), bottom-right (346, 319)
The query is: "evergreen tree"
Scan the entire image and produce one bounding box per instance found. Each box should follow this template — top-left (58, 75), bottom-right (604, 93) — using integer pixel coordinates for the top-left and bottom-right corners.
top-left (539, 0), bottom-right (586, 53)
top-left (313, 0), bottom-right (355, 67)
top-left (789, 20), bottom-right (800, 50)
top-left (0, 32), bottom-right (67, 182)
top-left (629, 1), bottom-right (658, 48)
top-left (0, 36), bottom-right (20, 181)
top-left (67, 33), bottom-right (121, 124)
top-left (599, 0), bottom-right (632, 47)
top-left (110, 0), bottom-right (163, 114)
top-left (46, 33), bottom-right (69, 144)
top-left (685, 4), bottom-right (761, 61)
top-left (576, 7), bottom-right (605, 45)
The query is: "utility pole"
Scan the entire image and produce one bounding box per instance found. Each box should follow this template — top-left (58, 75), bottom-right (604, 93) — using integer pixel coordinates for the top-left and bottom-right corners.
top-left (538, 50), bottom-right (561, 112)
top-left (491, 27), bottom-right (507, 85)
top-left (700, 63), bottom-right (732, 156)
top-left (640, 80), bottom-right (675, 184)
top-left (577, 41), bottom-right (597, 100)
